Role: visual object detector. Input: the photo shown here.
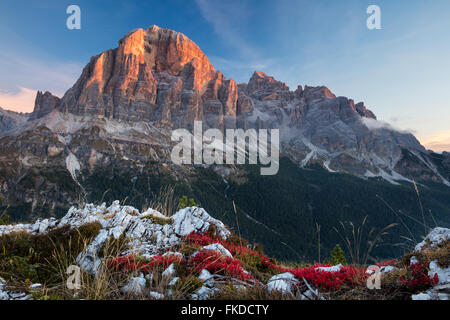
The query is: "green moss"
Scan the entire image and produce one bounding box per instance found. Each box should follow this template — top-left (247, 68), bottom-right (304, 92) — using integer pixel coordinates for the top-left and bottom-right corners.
top-left (142, 215), bottom-right (173, 226)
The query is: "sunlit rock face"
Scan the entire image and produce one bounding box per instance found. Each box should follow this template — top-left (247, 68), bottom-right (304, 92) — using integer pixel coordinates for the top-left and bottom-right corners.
top-left (57, 26), bottom-right (238, 131)
top-left (1, 23), bottom-right (448, 214)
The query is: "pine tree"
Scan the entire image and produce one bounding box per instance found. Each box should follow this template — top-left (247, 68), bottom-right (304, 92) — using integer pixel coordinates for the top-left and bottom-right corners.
top-left (324, 244), bottom-right (347, 265)
top-left (179, 196), bottom-right (198, 209)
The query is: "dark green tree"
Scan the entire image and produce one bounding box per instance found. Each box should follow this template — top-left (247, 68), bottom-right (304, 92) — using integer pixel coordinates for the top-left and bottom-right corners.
top-left (179, 196), bottom-right (198, 209)
top-left (324, 244), bottom-right (347, 266)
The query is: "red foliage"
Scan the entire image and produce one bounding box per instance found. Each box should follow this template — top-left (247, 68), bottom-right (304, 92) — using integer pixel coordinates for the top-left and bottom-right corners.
top-left (107, 254), bottom-right (183, 274)
top-left (184, 232), bottom-right (279, 271)
top-left (107, 230), bottom-right (443, 295)
top-left (108, 232), bottom-right (373, 292)
top-left (190, 250), bottom-right (253, 281)
top-left (184, 232), bottom-right (214, 246)
top-left (283, 264), bottom-right (366, 291)
top-left (184, 231), bottom-right (367, 291)
top-left (400, 262), bottom-right (439, 290)
top-left (376, 260), bottom-right (398, 267)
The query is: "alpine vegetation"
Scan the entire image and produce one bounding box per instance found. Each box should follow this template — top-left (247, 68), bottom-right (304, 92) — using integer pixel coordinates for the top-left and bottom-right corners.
top-left (0, 200), bottom-right (448, 300)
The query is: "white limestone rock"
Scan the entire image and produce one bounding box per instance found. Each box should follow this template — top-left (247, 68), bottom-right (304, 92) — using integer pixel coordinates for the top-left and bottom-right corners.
top-left (267, 272), bottom-right (298, 295)
top-left (172, 207), bottom-right (230, 239)
top-left (315, 264), bottom-right (343, 273)
top-left (415, 227), bottom-right (450, 251)
top-left (122, 275), bottom-right (146, 295)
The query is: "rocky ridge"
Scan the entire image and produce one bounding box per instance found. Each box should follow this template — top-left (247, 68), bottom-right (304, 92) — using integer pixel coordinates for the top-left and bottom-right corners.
top-left (1, 25), bottom-right (447, 189)
top-left (0, 106), bottom-right (28, 134)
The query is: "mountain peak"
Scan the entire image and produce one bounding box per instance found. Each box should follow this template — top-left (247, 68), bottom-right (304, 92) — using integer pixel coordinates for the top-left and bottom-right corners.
top-left (247, 71), bottom-right (289, 95)
top-left (56, 26), bottom-right (236, 128)
top-left (29, 91), bottom-right (60, 121)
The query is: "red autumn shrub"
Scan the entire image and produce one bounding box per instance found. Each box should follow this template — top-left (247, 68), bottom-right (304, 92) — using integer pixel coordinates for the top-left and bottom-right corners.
top-left (400, 262), bottom-right (438, 291)
top-left (376, 260), bottom-right (398, 267)
top-left (284, 264), bottom-right (366, 291)
top-left (190, 249), bottom-right (253, 281)
top-left (184, 232), bottom-right (215, 246)
top-left (184, 232), bottom-right (279, 272)
top-left (107, 254), bottom-right (183, 274)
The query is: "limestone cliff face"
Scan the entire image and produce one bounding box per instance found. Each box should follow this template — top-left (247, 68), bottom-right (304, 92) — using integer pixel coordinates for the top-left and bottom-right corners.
top-left (0, 25), bottom-right (449, 223)
top-left (57, 26), bottom-right (238, 130)
top-left (235, 71), bottom-right (435, 182)
top-left (0, 107), bottom-right (28, 134)
top-left (13, 26), bottom-right (450, 187)
top-left (29, 91), bottom-right (60, 121)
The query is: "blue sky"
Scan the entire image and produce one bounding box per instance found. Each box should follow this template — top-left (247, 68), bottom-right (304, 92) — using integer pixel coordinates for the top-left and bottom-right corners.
top-left (0, 0), bottom-right (449, 151)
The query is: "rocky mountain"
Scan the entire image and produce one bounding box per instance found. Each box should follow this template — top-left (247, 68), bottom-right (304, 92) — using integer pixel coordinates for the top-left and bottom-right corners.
top-left (0, 25), bottom-right (449, 261)
top-left (236, 71), bottom-right (447, 184)
top-left (29, 91), bottom-right (60, 121)
top-left (0, 106), bottom-right (28, 134)
top-left (7, 26), bottom-right (447, 185)
top-left (58, 26), bottom-right (238, 131)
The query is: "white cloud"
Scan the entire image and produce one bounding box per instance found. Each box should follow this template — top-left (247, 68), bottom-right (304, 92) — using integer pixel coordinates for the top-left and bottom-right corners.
top-left (420, 131), bottom-right (450, 153)
top-left (0, 87), bottom-right (37, 113)
top-left (361, 117), bottom-right (417, 136)
top-left (361, 117), bottom-right (396, 131)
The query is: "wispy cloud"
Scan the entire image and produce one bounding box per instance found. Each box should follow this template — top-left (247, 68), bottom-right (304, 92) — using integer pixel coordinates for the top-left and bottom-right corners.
top-left (195, 0), bottom-right (276, 82)
top-left (195, 0), bottom-right (256, 58)
top-left (0, 87), bottom-right (37, 113)
top-left (361, 117), bottom-right (416, 135)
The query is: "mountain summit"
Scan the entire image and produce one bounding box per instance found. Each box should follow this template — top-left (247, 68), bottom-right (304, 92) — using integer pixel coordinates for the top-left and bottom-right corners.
top-left (0, 26), bottom-right (449, 224)
top-left (57, 26), bottom-right (238, 130)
